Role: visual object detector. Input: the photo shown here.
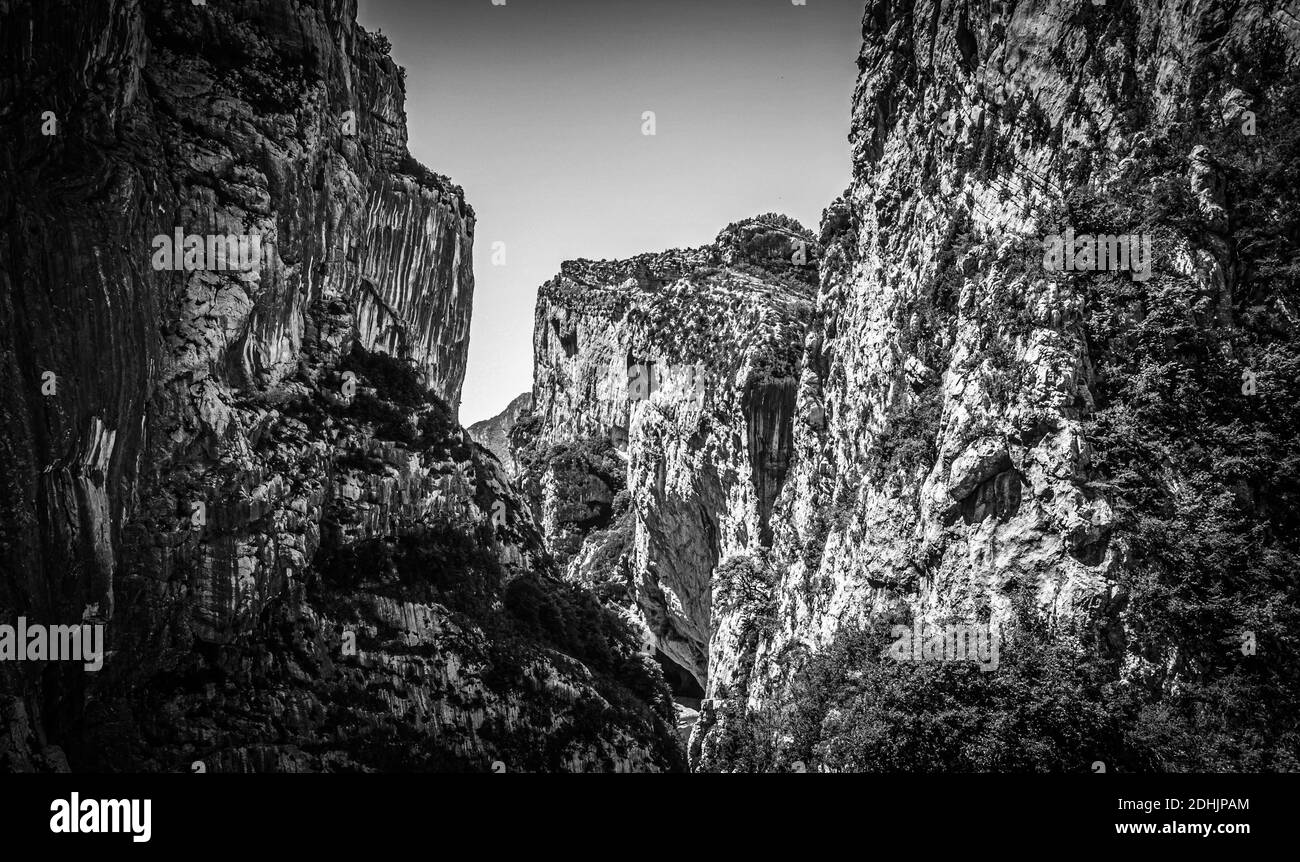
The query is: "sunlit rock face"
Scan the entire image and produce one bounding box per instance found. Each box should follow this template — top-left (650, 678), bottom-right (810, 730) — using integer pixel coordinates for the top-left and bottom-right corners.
top-left (469, 392), bottom-right (532, 472)
top-left (518, 216), bottom-right (819, 690)
top-left (691, 0), bottom-right (1300, 768)
top-left (0, 0), bottom-right (680, 772)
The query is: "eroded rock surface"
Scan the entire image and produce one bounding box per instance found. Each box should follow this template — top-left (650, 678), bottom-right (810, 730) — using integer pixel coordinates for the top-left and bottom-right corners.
top-left (0, 0), bottom-right (680, 772)
top-left (516, 215), bottom-right (818, 690)
top-left (469, 391), bottom-right (531, 472)
top-left (501, 1), bottom-right (1300, 773)
top-left (693, 0), bottom-right (1300, 770)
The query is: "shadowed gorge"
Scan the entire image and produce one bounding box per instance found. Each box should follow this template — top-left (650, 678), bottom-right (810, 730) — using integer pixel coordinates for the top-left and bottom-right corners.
top-left (3, 0), bottom-right (1300, 779)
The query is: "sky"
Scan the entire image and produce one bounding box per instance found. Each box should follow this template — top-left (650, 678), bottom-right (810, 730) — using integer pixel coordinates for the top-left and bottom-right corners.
top-left (356, 0), bottom-right (865, 424)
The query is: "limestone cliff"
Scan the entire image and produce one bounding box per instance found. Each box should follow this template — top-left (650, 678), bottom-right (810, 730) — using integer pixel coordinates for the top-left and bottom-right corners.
top-left (516, 215), bottom-right (818, 692)
top-left (510, 1), bottom-right (1300, 772)
top-left (0, 0), bottom-right (680, 772)
top-left (5, 0), bottom-right (1298, 775)
top-left (469, 391), bottom-right (532, 472)
top-left (693, 0), bottom-right (1300, 772)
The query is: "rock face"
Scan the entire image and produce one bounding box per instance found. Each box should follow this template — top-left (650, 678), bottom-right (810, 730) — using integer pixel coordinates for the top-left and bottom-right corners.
top-left (0, 0), bottom-right (680, 772)
top-left (689, 0), bottom-right (1300, 771)
top-left (468, 392), bottom-right (532, 472)
top-left (4, 0), bottom-right (1299, 775)
top-left (517, 215), bottom-right (818, 691)
top-left (513, 1), bottom-right (1300, 772)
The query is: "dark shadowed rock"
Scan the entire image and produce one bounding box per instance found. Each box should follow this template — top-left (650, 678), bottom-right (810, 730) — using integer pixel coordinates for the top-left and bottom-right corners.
top-left (0, 0), bottom-right (680, 772)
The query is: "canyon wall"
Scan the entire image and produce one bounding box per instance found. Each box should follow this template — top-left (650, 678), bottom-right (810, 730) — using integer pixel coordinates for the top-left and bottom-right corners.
top-left (514, 0), bottom-right (1300, 772)
top-left (692, 0), bottom-right (1300, 771)
top-left (518, 217), bottom-right (818, 690)
top-left (0, 0), bottom-right (679, 772)
top-left (469, 391), bottom-right (531, 472)
top-left (5, 0), bottom-right (1297, 774)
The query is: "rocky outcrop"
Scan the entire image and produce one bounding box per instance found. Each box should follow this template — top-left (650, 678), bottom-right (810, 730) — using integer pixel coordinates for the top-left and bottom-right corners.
top-left (6, 0), bottom-right (1298, 775)
top-left (518, 215), bottom-right (818, 691)
top-left (0, 0), bottom-right (679, 772)
top-left (468, 391), bottom-right (531, 472)
top-left (693, 0), bottom-right (1300, 770)
top-left (499, 0), bottom-right (1300, 772)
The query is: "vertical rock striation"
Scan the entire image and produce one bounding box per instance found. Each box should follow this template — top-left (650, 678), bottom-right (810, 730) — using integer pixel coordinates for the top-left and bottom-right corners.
top-left (0, 0), bottom-right (679, 772)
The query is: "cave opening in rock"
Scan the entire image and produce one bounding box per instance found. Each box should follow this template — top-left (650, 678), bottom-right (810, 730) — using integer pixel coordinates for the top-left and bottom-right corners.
top-left (652, 649), bottom-right (704, 709)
